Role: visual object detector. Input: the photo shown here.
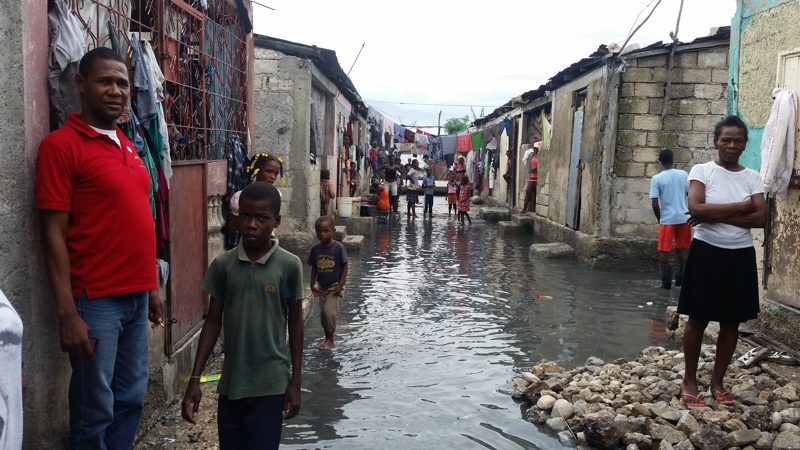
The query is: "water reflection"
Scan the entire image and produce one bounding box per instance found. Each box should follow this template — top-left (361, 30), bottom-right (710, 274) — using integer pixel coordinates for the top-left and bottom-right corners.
top-left (283, 212), bottom-right (676, 449)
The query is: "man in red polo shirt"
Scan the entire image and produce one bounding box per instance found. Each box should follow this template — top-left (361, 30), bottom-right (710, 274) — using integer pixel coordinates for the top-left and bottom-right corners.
top-left (36, 47), bottom-right (164, 450)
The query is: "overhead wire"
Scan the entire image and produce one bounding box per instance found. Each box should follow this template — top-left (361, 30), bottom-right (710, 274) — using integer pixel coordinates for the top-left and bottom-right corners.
top-left (619, 0), bottom-right (663, 55)
top-left (365, 99), bottom-right (502, 108)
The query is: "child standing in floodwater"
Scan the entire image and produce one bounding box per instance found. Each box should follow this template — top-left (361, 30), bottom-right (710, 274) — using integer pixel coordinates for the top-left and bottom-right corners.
top-left (458, 175), bottom-right (472, 225)
top-left (422, 168), bottom-right (436, 219)
top-left (406, 159), bottom-right (420, 219)
top-left (308, 216), bottom-right (348, 349)
top-left (447, 172), bottom-right (459, 217)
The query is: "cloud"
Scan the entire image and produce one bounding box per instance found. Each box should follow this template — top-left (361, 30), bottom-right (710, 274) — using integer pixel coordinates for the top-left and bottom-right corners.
top-left (253, 0), bottom-right (735, 124)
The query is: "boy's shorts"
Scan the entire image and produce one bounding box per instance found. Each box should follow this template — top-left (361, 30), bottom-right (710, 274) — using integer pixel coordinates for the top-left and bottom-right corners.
top-left (218, 394), bottom-right (284, 450)
top-left (657, 223), bottom-right (692, 252)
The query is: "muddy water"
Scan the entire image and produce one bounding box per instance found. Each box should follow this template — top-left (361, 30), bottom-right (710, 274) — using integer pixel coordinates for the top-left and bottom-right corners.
top-left (283, 210), bottom-right (676, 449)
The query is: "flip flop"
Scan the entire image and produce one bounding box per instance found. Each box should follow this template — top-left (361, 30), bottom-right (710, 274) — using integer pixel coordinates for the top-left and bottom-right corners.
top-left (734, 346), bottom-right (770, 368)
top-left (711, 390), bottom-right (736, 405)
top-left (766, 351), bottom-right (799, 366)
top-left (680, 391), bottom-right (707, 408)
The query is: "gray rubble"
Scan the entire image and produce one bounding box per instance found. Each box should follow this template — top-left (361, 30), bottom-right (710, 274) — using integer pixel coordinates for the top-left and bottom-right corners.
top-left (511, 346), bottom-right (800, 449)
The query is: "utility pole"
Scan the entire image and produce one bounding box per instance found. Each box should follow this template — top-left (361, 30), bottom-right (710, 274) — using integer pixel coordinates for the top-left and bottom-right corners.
top-left (437, 110), bottom-right (442, 136)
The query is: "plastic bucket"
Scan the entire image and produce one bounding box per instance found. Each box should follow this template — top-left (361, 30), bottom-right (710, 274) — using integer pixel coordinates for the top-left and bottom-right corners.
top-left (351, 199), bottom-right (361, 217)
top-left (337, 197), bottom-right (353, 217)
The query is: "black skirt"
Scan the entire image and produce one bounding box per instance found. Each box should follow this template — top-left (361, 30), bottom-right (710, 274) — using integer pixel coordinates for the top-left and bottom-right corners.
top-left (678, 239), bottom-right (759, 323)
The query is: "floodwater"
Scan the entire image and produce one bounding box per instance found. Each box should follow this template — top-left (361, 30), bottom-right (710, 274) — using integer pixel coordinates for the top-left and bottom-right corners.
top-left (283, 205), bottom-right (676, 450)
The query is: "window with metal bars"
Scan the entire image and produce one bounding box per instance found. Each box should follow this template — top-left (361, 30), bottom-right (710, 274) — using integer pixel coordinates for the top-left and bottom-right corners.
top-left (68, 0), bottom-right (248, 161)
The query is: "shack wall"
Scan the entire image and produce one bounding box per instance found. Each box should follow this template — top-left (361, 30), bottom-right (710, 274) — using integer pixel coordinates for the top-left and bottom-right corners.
top-left (612, 47), bottom-right (729, 239)
top-left (733, 0), bottom-right (800, 316)
top-left (253, 47), bottom-right (320, 252)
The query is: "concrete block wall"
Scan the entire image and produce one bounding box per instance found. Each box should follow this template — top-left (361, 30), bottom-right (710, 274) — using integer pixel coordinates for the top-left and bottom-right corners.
top-left (612, 47), bottom-right (729, 238)
top-left (253, 47), bottom-right (319, 239)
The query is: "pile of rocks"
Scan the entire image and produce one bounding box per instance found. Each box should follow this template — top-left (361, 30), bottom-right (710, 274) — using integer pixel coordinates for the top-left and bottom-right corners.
top-left (511, 346), bottom-right (800, 449)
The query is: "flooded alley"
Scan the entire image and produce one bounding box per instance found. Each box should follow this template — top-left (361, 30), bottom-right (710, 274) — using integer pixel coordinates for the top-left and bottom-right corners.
top-left (281, 210), bottom-right (675, 449)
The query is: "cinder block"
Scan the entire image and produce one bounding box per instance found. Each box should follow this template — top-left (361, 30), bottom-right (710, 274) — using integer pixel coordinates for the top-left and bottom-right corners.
top-left (617, 130), bottom-right (648, 147)
top-left (636, 55), bottom-right (668, 67)
top-left (651, 68), bottom-right (669, 83)
top-left (633, 147), bottom-right (661, 163)
top-left (709, 100), bottom-right (727, 115)
top-left (712, 69), bottom-right (730, 84)
top-left (620, 83), bottom-right (635, 98)
top-left (663, 116), bottom-right (694, 131)
top-left (679, 99), bottom-right (710, 115)
top-left (646, 132), bottom-right (678, 147)
top-left (626, 207), bottom-right (655, 223)
top-left (645, 163), bottom-right (661, 177)
top-left (613, 223), bottom-right (641, 236)
top-left (498, 220), bottom-right (531, 235)
top-left (619, 98), bottom-right (650, 114)
top-left (622, 67), bottom-right (653, 83)
top-left (675, 52), bottom-right (698, 68)
top-left (633, 114), bottom-right (663, 131)
top-left (342, 235), bottom-right (364, 252)
top-left (634, 83), bottom-right (664, 98)
top-left (618, 114), bottom-right (635, 130)
top-left (694, 84), bottom-right (723, 99)
top-left (692, 116), bottom-right (719, 132)
top-left (678, 132), bottom-right (710, 148)
top-left (679, 68), bottom-right (712, 83)
top-left (674, 148), bottom-right (692, 163)
top-left (667, 83), bottom-right (695, 99)
top-left (648, 99), bottom-right (680, 115)
top-left (616, 162), bottom-right (646, 177)
top-left (615, 146), bottom-right (634, 162)
top-left (697, 51), bottom-right (727, 69)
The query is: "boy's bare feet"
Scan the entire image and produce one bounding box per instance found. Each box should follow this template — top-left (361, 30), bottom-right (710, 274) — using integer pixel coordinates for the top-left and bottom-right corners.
top-left (318, 339), bottom-right (334, 350)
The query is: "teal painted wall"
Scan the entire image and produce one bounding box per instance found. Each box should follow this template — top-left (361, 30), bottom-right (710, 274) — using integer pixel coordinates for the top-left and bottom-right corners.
top-left (728, 0), bottom-right (793, 170)
top-left (742, 127), bottom-right (763, 170)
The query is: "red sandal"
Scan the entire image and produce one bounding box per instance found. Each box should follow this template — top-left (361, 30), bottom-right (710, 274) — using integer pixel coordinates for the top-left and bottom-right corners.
top-left (711, 390), bottom-right (736, 405)
top-left (680, 391), bottom-right (707, 408)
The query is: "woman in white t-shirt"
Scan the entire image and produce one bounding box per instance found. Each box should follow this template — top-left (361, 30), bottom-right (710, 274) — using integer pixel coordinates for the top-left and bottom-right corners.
top-left (678, 116), bottom-right (767, 408)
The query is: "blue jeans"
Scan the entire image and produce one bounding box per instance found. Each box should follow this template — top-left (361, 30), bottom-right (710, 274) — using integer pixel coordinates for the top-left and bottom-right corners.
top-left (424, 193), bottom-right (434, 214)
top-left (69, 291), bottom-right (149, 450)
top-left (218, 394), bottom-right (285, 450)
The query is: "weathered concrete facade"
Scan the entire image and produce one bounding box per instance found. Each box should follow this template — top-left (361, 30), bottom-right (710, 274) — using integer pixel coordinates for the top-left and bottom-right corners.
top-left (729, 0), bottom-right (800, 349)
top-left (253, 36), bottom-right (371, 254)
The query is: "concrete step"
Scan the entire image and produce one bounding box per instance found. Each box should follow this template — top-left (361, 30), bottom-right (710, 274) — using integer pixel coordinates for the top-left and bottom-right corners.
top-left (512, 213), bottom-right (534, 227)
top-left (334, 225), bottom-right (347, 241)
top-left (335, 216), bottom-right (375, 236)
top-left (479, 207), bottom-right (512, 222)
top-left (497, 221), bottom-right (531, 235)
top-left (342, 235), bottom-right (364, 251)
top-left (529, 242), bottom-right (575, 260)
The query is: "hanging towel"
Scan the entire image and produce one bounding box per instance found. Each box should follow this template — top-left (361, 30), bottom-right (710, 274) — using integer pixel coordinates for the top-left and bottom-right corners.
top-left (394, 123), bottom-right (404, 143)
top-left (760, 89), bottom-right (798, 196)
top-left (404, 128), bottom-right (416, 144)
top-left (442, 134), bottom-right (457, 155)
top-left (457, 132), bottom-right (471, 152)
top-left (470, 130), bottom-right (484, 151)
top-left (415, 133), bottom-right (429, 153)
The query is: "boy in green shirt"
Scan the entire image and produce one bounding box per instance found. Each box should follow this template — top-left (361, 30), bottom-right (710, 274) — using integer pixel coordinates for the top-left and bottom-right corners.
top-left (181, 182), bottom-right (304, 449)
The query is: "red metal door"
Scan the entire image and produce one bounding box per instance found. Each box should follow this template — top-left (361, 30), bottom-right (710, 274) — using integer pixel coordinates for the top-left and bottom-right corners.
top-left (167, 163), bottom-right (208, 354)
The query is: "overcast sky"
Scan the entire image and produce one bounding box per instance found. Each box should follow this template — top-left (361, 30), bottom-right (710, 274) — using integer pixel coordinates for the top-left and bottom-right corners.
top-left (253, 0), bottom-right (736, 127)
